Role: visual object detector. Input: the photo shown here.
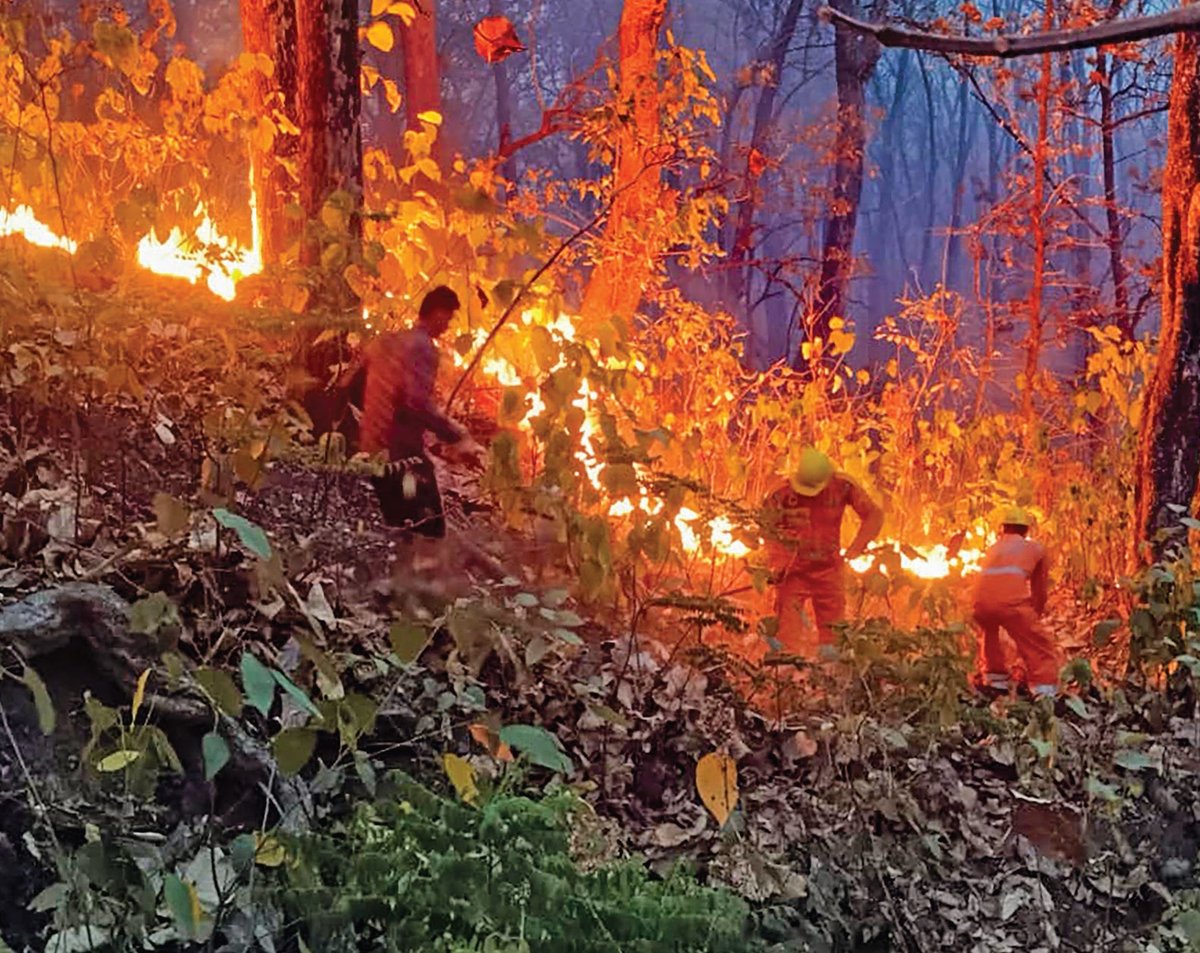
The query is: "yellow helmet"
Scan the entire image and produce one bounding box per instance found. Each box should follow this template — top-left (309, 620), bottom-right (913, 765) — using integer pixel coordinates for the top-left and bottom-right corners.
top-left (1002, 505), bottom-right (1032, 528)
top-left (791, 448), bottom-right (835, 497)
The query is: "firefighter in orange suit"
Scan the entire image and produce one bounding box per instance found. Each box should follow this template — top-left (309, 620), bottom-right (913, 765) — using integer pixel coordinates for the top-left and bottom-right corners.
top-left (762, 449), bottom-right (884, 657)
top-left (972, 507), bottom-right (1059, 698)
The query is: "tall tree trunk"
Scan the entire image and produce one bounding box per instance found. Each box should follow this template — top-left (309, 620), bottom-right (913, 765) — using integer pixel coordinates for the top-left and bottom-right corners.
top-left (726, 0), bottom-right (805, 364)
top-left (867, 48), bottom-right (910, 360)
top-left (491, 0), bottom-right (516, 187)
top-left (1099, 53), bottom-right (1130, 336)
top-left (240, 0), bottom-right (300, 264)
top-left (807, 0), bottom-right (881, 365)
top-left (295, 0), bottom-right (362, 270)
top-left (1023, 0), bottom-right (1054, 420)
top-left (916, 57), bottom-right (937, 282)
top-left (1134, 29), bottom-right (1200, 560)
top-left (579, 0), bottom-right (670, 329)
top-left (1064, 48), bottom-right (1094, 375)
top-left (943, 77), bottom-right (974, 289)
top-left (401, 0), bottom-right (442, 158)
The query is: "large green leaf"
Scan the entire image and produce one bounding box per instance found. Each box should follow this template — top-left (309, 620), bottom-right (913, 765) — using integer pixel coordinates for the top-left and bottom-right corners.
top-left (212, 508), bottom-right (272, 559)
top-left (389, 621), bottom-right (431, 664)
top-left (498, 724), bottom-right (572, 774)
top-left (202, 732), bottom-right (230, 780)
top-left (240, 653), bottom-right (276, 716)
top-left (195, 668), bottom-right (244, 718)
top-left (162, 874), bottom-right (198, 938)
top-left (273, 728), bottom-right (317, 776)
top-left (1177, 909), bottom-right (1200, 951)
top-left (1113, 749), bottom-right (1156, 772)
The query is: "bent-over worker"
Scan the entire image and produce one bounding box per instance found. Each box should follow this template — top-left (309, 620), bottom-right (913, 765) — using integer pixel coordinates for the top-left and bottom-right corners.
top-left (972, 506), bottom-right (1058, 698)
top-left (360, 285), bottom-right (480, 538)
top-left (762, 448), bottom-right (884, 657)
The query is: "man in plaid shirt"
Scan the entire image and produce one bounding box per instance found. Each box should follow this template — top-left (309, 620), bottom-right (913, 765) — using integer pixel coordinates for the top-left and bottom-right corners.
top-left (360, 286), bottom-right (480, 538)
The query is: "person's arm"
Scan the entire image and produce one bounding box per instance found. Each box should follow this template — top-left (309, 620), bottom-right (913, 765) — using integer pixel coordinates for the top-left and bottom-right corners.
top-left (844, 478), bottom-right (884, 561)
top-left (1031, 548), bottom-right (1049, 616)
top-left (404, 334), bottom-right (465, 444)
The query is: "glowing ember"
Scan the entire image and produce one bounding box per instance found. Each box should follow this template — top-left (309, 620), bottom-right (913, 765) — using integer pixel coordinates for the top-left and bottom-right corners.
top-left (0, 205), bottom-right (78, 253)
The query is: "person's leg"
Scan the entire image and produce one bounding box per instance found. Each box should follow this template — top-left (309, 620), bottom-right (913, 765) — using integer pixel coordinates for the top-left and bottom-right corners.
top-left (1007, 604), bottom-right (1060, 697)
top-left (809, 563), bottom-right (847, 647)
top-left (775, 576), bottom-right (819, 657)
top-left (371, 467), bottom-right (407, 527)
top-left (410, 454), bottom-right (447, 540)
top-left (973, 607), bottom-right (1010, 691)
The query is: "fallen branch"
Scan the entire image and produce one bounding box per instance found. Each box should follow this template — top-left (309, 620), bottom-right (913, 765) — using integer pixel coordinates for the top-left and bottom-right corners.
top-left (819, 3), bottom-right (1200, 57)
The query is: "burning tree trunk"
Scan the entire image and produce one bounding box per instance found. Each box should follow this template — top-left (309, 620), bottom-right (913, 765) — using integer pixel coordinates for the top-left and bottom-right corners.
top-left (295, 0), bottom-right (363, 269)
top-left (579, 0), bottom-right (669, 329)
top-left (240, 0), bottom-right (300, 264)
top-left (806, 0), bottom-right (880, 366)
top-left (1135, 28), bottom-right (1200, 559)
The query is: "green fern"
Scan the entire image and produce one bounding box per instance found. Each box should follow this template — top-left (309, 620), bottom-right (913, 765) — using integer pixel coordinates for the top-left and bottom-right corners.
top-left (272, 777), bottom-right (759, 953)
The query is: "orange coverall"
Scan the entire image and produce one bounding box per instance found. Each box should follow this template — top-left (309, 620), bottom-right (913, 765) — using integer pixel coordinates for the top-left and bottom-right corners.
top-left (972, 533), bottom-right (1058, 694)
top-left (763, 476), bottom-right (883, 656)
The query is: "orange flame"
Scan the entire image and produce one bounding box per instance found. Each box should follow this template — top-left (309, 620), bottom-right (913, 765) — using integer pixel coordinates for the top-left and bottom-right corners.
top-left (1, 176), bottom-right (261, 300)
top-left (135, 190), bottom-right (262, 301)
top-left (0, 206), bottom-right (78, 253)
top-left (849, 543), bottom-right (985, 579)
top-left (449, 305), bottom-right (990, 579)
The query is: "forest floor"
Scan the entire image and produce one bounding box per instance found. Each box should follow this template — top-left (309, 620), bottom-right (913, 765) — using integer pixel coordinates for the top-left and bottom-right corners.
top-left (2, 267), bottom-right (1199, 952)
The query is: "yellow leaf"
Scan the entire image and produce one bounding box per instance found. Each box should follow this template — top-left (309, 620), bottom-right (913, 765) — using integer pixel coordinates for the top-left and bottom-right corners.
top-left (383, 78), bottom-right (402, 113)
top-left (388, 1), bottom-right (417, 25)
top-left (254, 833), bottom-right (286, 867)
top-left (442, 752), bottom-right (479, 804)
top-left (97, 749), bottom-right (141, 772)
top-left (366, 20), bottom-right (394, 51)
top-left (829, 329), bottom-right (856, 355)
top-left (131, 668), bottom-right (151, 723)
top-left (696, 752), bottom-right (738, 826)
top-left (371, 0), bottom-right (389, 14)
top-left (417, 109), bottom-right (442, 126)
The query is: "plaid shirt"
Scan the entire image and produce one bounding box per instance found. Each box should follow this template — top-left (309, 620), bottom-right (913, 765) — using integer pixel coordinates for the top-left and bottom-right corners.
top-left (360, 326), bottom-right (461, 459)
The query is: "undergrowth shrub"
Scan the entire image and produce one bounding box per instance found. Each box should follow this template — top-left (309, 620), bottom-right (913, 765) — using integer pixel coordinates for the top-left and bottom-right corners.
top-left (273, 777), bottom-right (760, 953)
top-left (828, 619), bottom-right (973, 726)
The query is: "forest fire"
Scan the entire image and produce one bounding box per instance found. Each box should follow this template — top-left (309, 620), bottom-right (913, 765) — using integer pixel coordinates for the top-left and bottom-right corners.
top-left (0, 205), bottom-right (78, 253)
top-left (0, 194), bottom-right (261, 301)
top-left (457, 307), bottom-right (983, 578)
top-left (849, 542), bottom-right (985, 580)
top-left (135, 199), bottom-right (263, 302)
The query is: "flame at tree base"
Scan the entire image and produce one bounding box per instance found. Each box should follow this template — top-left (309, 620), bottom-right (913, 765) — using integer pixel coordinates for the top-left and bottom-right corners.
top-left (135, 203), bottom-right (262, 302)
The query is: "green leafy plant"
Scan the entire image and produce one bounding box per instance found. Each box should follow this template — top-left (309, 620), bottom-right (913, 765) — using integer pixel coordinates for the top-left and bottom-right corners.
top-left (273, 778), bottom-right (760, 953)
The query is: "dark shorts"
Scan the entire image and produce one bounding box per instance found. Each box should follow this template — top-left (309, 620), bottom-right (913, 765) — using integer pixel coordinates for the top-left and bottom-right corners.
top-left (370, 454), bottom-right (445, 538)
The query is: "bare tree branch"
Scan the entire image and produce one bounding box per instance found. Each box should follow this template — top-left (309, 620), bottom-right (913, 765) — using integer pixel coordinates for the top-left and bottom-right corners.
top-left (819, 4), bottom-right (1200, 58)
